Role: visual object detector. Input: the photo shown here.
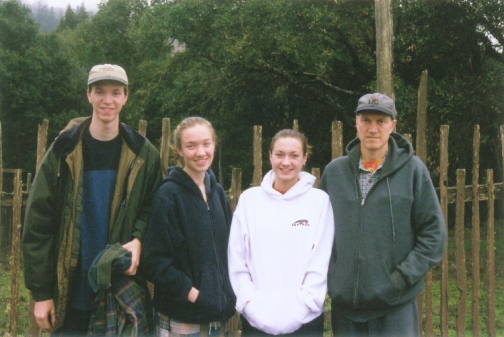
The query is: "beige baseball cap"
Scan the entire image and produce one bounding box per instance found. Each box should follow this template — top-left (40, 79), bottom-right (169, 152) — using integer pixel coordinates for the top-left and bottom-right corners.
top-left (87, 64), bottom-right (128, 86)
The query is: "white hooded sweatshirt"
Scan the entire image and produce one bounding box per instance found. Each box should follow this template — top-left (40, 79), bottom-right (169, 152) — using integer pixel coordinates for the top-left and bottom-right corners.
top-left (228, 170), bottom-right (334, 335)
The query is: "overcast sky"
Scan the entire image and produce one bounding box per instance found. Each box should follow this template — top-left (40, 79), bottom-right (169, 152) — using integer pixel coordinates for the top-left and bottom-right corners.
top-left (27, 0), bottom-right (99, 12)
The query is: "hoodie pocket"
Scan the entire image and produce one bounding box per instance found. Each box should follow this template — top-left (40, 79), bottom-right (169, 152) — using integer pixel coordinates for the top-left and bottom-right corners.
top-left (194, 268), bottom-right (225, 314)
top-left (327, 258), bottom-right (355, 305)
top-left (357, 257), bottom-right (401, 308)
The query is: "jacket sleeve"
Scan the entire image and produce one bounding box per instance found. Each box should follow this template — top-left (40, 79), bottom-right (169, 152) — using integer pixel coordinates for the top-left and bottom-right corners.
top-left (22, 148), bottom-right (60, 301)
top-left (140, 185), bottom-right (193, 304)
top-left (227, 198), bottom-right (256, 313)
top-left (393, 166), bottom-right (446, 289)
top-left (130, 143), bottom-right (163, 241)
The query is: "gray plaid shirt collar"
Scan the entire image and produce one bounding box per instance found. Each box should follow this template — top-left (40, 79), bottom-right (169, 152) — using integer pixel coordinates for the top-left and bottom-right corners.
top-left (358, 152), bottom-right (388, 200)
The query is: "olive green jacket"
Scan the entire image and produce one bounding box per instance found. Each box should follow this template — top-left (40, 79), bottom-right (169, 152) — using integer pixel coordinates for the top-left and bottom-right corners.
top-left (22, 117), bottom-right (163, 329)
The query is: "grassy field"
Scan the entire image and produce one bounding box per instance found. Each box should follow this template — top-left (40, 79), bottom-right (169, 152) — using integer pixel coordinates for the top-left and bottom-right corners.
top-left (1, 222), bottom-right (503, 337)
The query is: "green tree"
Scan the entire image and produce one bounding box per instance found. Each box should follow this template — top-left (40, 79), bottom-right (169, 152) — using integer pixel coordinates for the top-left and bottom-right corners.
top-left (393, 0), bottom-right (504, 182)
top-left (0, 0), bottom-right (85, 172)
top-left (57, 4), bottom-right (78, 30)
top-left (127, 0), bottom-right (504, 188)
top-left (130, 0), bottom-right (380, 185)
top-left (30, 1), bottom-right (61, 32)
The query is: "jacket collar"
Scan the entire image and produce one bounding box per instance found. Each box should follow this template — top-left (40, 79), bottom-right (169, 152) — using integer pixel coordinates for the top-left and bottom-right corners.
top-left (346, 133), bottom-right (413, 177)
top-left (52, 117), bottom-right (146, 157)
top-left (164, 166), bottom-right (216, 197)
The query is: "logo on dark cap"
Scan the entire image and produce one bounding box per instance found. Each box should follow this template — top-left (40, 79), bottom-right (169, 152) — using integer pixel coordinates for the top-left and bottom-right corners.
top-left (368, 96), bottom-right (379, 105)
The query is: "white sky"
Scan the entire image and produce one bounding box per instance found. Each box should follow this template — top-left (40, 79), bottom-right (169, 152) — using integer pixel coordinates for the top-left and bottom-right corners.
top-left (27, 0), bottom-right (99, 12)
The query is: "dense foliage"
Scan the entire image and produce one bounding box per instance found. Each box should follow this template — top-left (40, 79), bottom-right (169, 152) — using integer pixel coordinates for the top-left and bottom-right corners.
top-left (1, 0), bottom-right (504, 188)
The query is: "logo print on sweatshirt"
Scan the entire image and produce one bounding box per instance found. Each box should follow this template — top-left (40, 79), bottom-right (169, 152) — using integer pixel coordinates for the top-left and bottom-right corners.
top-left (292, 219), bottom-right (309, 227)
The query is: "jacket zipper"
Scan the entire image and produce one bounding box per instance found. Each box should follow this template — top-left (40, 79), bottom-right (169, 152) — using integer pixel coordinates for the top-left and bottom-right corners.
top-left (354, 173), bottom-right (389, 307)
top-left (207, 198), bottom-right (227, 308)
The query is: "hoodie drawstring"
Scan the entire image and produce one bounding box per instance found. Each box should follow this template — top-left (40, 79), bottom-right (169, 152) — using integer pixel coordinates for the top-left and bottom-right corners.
top-left (208, 322), bottom-right (217, 335)
top-left (386, 177), bottom-right (396, 242)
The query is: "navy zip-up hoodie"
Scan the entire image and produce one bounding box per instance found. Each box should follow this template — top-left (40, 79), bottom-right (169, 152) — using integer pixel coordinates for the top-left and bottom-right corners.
top-left (319, 133), bottom-right (445, 322)
top-left (141, 167), bottom-right (236, 323)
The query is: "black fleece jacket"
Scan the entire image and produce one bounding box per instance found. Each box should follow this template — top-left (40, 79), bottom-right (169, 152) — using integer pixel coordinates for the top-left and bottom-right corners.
top-left (140, 167), bottom-right (236, 323)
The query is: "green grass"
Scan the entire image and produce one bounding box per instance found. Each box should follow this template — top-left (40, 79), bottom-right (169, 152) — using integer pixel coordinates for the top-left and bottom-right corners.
top-left (0, 261), bottom-right (29, 337)
top-left (1, 222), bottom-right (503, 337)
top-left (425, 221), bottom-right (504, 337)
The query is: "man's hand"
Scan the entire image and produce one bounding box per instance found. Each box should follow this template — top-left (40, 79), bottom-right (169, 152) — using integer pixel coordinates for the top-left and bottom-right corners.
top-left (188, 287), bottom-right (199, 303)
top-left (34, 299), bottom-right (56, 332)
top-left (122, 238), bottom-right (141, 275)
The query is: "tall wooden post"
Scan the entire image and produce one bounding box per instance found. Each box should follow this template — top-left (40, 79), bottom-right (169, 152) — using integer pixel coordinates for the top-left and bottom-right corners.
top-left (331, 121), bottom-right (343, 160)
top-left (471, 126), bottom-right (481, 337)
top-left (0, 123), bottom-right (3, 259)
top-left (252, 126), bottom-right (262, 186)
top-left (439, 125), bottom-right (449, 337)
top-left (415, 70), bottom-right (432, 335)
top-left (36, 120), bottom-right (49, 171)
top-left (9, 169), bottom-right (22, 336)
top-left (160, 118), bottom-right (171, 176)
top-left (138, 119), bottom-right (147, 137)
top-left (374, 0), bottom-right (395, 99)
top-left (416, 70), bottom-right (428, 162)
top-left (486, 169), bottom-right (496, 337)
top-left (455, 169), bottom-right (467, 337)
top-left (293, 119), bottom-right (298, 132)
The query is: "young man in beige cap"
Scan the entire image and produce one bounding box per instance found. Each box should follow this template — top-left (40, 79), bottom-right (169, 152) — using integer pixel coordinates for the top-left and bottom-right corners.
top-left (319, 93), bottom-right (446, 337)
top-left (22, 64), bottom-right (163, 335)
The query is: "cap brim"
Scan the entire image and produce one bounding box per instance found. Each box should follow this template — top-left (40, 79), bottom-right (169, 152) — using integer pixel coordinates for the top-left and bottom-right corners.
top-left (355, 106), bottom-right (394, 117)
top-left (88, 76), bottom-right (128, 86)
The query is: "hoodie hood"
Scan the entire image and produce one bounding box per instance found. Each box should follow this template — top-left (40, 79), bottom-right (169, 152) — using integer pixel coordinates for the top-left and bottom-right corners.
top-left (345, 133), bottom-right (414, 177)
top-left (163, 166), bottom-right (216, 198)
top-left (260, 170), bottom-right (315, 201)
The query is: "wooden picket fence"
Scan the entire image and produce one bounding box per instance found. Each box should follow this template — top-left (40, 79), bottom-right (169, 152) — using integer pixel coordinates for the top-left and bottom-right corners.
top-left (0, 75), bottom-right (500, 336)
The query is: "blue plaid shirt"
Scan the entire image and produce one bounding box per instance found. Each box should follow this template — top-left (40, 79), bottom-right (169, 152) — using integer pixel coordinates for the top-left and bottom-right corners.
top-left (358, 152), bottom-right (387, 201)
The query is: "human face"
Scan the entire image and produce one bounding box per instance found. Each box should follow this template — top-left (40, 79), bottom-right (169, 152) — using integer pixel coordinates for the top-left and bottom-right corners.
top-left (356, 111), bottom-right (397, 159)
top-left (269, 136), bottom-right (307, 192)
top-left (177, 123), bottom-right (215, 179)
top-left (87, 82), bottom-right (128, 125)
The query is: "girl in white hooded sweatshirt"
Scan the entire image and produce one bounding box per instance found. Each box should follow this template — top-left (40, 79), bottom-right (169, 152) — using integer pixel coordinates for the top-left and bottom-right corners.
top-left (228, 129), bottom-right (334, 336)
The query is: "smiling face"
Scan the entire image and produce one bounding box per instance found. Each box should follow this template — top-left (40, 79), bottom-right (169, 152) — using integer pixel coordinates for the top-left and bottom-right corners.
top-left (87, 81), bottom-right (128, 126)
top-left (177, 123), bottom-right (215, 180)
top-left (269, 136), bottom-right (307, 192)
top-left (356, 111), bottom-right (397, 160)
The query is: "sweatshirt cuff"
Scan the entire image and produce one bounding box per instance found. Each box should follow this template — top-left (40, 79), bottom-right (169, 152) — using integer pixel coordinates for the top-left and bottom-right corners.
top-left (390, 270), bottom-right (407, 290)
top-left (131, 229), bottom-right (144, 241)
top-left (31, 290), bottom-right (54, 302)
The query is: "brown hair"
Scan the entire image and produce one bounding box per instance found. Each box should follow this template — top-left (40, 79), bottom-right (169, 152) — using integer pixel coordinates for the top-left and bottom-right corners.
top-left (270, 129), bottom-right (312, 158)
top-left (88, 80), bottom-right (128, 95)
top-left (173, 116), bottom-right (216, 166)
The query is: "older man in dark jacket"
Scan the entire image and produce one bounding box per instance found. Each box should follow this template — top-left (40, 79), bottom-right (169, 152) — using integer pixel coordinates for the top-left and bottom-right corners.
top-left (319, 93), bottom-right (446, 337)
